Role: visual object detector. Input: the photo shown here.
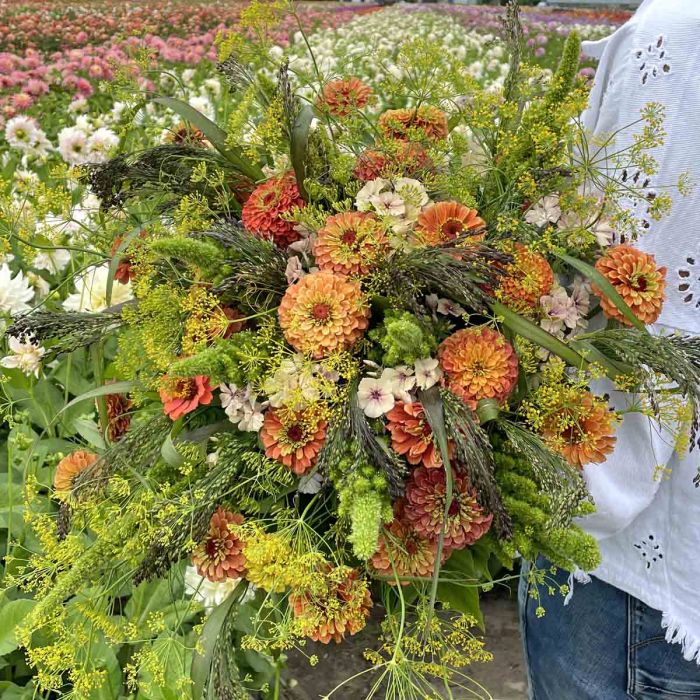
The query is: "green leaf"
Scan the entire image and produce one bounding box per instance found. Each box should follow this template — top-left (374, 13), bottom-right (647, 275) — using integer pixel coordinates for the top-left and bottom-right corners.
top-left (152, 97), bottom-right (263, 182)
top-left (0, 598), bottom-right (36, 654)
top-left (191, 582), bottom-right (247, 700)
top-left (72, 417), bottom-right (107, 450)
top-left (290, 104), bottom-right (314, 200)
top-left (555, 252), bottom-right (648, 332)
top-left (436, 580), bottom-right (483, 628)
top-left (417, 387), bottom-right (453, 615)
top-left (161, 432), bottom-right (185, 468)
top-left (491, 302), bottom-right (588, 369)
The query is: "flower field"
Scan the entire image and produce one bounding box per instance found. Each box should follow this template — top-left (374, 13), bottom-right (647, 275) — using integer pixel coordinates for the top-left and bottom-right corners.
top-left (1, 3), bottom-right (672, 700)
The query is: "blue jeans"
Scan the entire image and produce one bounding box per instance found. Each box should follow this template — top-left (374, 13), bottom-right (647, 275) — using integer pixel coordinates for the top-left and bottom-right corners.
top-left (519, 558), bottom-right (700, 699)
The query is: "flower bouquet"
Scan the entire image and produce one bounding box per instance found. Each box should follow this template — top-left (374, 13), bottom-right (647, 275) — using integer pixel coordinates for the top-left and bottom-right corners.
top-left (5, 3), bottom-right (699, 698)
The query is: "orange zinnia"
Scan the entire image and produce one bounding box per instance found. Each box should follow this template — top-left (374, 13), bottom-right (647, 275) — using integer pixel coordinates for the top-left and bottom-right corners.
top-left (541, 391), bottom-right (617, 469)
top-left (54, 450), bottom-right (98, 496)
top-left (378, 105), bottom-right (448, 142)
top-left (353, 141), bottom-right (433, 182)
top-left (403, 467), bottom-right (493, 551)
top-left (370, 502), bottom-right (439, 584)
top-left (496, 243), bottom-right (554, 314)
top-left (594, 244), bottom-right (666, 326)
top-left (260, 408), bottom-right (327, 475)
top-left (241, 172), bottom-right (306, 249)
top-left (438, 327), bottom-right (518, 410)
top-left (192, 508), bottom-right (246, 582)
top-left (289, 565), bottom-right (372, 644)
top-left (318, 77), bottom-right (372, 118)
top-left (159, 375), bottom-right (213, 420)
top-left (314, 211), bottom-right (388, 276)
top-left (278, 271), bottom-right (369, 359)
top-left (386, 401), bottom-right (452, 469)
top-left (414, 201), bottom-right (485, 247)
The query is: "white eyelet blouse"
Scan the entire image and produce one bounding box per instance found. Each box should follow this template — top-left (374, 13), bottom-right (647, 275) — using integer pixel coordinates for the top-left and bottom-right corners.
top-left (578, 0), bottom-right (700, 664)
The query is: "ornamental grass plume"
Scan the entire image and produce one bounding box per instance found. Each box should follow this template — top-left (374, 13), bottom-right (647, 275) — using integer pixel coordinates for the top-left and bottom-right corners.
top-left (404, 467), bottom-right (493, 550)
top-left (289, 565), bottom-right (372, 644)
top-left (496, 243), bottom-right (555, 314)
top-left (370, 502), bottom-right (439, 584)
top-left (260, 407), bottom-right (327, 475)
top-left (241, 171), bottom-right (306, 248)
top-left (278, 271), bottom-right (370, 359)
top-left (378, 105), bottom-right (448, 142)
top-left (191, 507), bottom-right (246, 582)
top-left (53, 450), bottom-right (98, 497)
top-left (414, 201), bottom-right (485, 247)
top-left (318, 77), bottom-right (373, 118)
top-left (314, 211), bottom-right (388, 276)
top-left (386, 401), bottom-right (452, 469)
top-left (593, 244), bottom-right (666, 325)
top-left (158, 374), bottom-right (213, 420)
top-left (438, 327), bottom-right (518, 409)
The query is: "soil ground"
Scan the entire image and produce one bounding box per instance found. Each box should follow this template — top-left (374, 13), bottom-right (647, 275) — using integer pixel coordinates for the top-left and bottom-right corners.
top-left (288, 587), bottom-right (527, 700)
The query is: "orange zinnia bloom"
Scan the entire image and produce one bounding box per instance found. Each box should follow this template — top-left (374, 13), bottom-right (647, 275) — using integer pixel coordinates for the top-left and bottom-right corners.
top-left (594, 244), bottom-right (666, 325)
top-left (378, 105), bottom-right (448, 142)
top-left (278, 271), bottom-right (369, 359)
top-left (241, 172), bottom-right (306, 249)
top-left (438, 327), bottom-right (518, 410)
top-left (414, 201), bottom-right (485, 247)
top-left (403, 467), bottom-right (492, 551)
top-left (159, 374), bottom-right (213, 420)
top-left (386, 401), bottom-right (452, 469)
top-left (318, 77), bottom-right (372, 118)
top-left (260, 408), bottom-right (327, 476)
top-left (314, 211), bottom-right (388, 276)
top-left (542, 391), bottom-right (617, 469)
top-left (54, 450), bottom-right (98, 496)
top-left (496, 243), bottom-right (555, 314)
top-left (192, 508), bottom-right (246, 582)
top-left (370, 502), bottom-right (439, 584)
top-left (289, 566), bottom-right (372, 644)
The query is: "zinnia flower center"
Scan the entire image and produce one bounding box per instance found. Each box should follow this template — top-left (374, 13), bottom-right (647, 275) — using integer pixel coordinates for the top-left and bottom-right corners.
top-left (631, 274), bottom-right (648, 292)
top-left (561, 423), bottom-right (584, 444)
top-left (341, 228), bottom-right (358, 246)
top-left (448, 498), bottom-right (461, 517)
top-left (311, 302), bottom-right (332, 322)
top-left (287, 424), bottom-right (304, 442)
top-left (441, 219), bottom-right (463, 238)
top-left (205, 537), bottom-right (225, 560)
top-left (173, 378), bottom-right (195, 399)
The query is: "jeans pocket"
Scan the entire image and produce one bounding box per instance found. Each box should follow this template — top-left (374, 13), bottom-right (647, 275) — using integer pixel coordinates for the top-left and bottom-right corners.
top-left (628, 598), bottom-right (700, 699)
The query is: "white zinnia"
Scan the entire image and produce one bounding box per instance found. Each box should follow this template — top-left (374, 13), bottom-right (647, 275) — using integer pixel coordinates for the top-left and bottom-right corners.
top-left (1, 335), bottom-right (45, 377)
top-left (63, 264), bottom-right (133, 312)
top-left (357, 377), bottom-right (395, 418)
top-left (0, 263), bottom-right (34, 315)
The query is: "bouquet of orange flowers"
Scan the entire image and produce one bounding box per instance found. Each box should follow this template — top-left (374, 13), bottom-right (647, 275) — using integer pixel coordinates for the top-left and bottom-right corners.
top-left (7, 5), bottom-right (698, 699)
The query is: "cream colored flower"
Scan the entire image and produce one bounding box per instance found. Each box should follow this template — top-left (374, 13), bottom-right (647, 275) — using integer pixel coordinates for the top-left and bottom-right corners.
top-left (63, 264), bottom-right (132, 312)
